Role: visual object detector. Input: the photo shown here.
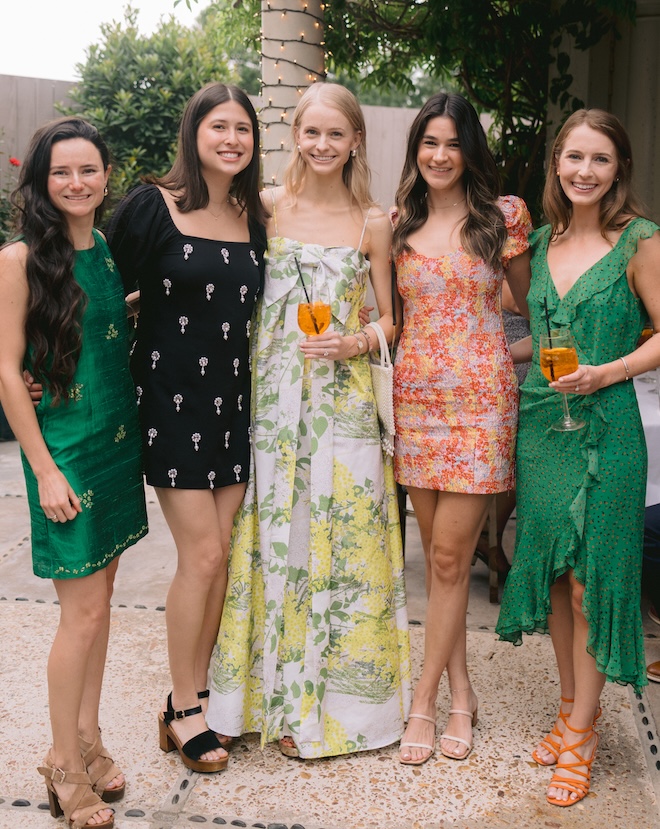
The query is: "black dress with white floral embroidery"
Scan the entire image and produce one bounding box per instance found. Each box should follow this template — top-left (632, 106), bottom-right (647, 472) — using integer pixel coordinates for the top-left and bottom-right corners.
top-left (107, 184), bottom-right (264, 489)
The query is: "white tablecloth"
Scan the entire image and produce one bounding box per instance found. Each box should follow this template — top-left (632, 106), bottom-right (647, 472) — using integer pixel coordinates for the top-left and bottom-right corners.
top-left (635, 374), bottom-right (660, 507)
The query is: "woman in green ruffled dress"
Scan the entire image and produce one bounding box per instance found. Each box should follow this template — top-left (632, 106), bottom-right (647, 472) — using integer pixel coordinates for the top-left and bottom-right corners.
top-left (497, 110), bottom-right (660, 807)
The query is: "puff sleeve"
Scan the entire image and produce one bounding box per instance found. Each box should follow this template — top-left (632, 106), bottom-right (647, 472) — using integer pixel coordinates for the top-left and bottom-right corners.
top-left (499, 195), bottom-right (532, 265)
top-left (106, 184), bottom-right (171, 296)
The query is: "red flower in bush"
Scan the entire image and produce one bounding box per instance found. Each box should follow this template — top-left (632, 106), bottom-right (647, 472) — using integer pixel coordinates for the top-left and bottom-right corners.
top-left (9, 157), bottom-right (20, 166)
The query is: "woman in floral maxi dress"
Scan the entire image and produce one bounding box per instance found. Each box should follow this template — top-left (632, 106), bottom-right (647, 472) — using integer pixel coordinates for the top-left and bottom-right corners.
top-left (207, 83), bottom-right (411, 759)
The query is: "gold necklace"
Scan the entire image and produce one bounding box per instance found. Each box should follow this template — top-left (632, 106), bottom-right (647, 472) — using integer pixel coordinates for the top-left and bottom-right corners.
top-left (206, 198), bottom-right (231, 219)
top-left (428, 198), bottom-right (466, 211)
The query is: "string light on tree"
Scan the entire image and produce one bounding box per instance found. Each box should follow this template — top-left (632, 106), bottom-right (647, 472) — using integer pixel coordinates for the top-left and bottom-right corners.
top-left (261, 0), bottom-right (326, 186)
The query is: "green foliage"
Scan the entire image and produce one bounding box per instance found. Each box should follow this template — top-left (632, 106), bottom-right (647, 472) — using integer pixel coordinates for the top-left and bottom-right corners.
top-left (324, 0), bottom-right (636, 214)
top-left (212, 0), bottom-right (635, 216)
top-left (0, 133), bottom-right (21, 246)
top-left (60, 6), bottom-right (234, 210)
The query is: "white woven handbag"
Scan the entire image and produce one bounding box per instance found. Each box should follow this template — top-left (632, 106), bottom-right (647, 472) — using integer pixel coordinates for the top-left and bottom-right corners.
top-left (366, 321), bottom-right (395, 456)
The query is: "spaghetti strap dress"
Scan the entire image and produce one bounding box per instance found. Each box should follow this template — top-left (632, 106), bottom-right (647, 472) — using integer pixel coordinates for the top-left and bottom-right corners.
top-left (496, 218), bottom-right (660, 691)
top-left (24, 231), bottom-right (148, 579)
top-left (107, 184), bottom-right (264, 489)
top-left (207, 205), bottom-right (411, 759)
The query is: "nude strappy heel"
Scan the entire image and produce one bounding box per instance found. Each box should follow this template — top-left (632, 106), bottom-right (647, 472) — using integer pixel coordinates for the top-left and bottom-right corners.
top-left (398, 713), bottom-right (436, 765)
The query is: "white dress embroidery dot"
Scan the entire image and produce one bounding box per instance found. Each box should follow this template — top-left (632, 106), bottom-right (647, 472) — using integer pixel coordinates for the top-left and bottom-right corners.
top-left (233, 358), bottom-right (240, 376)
top-left (214, 397), bottom-right (223, 415)
top-left (199, 357), bottom-right (208, 375)
top-left (250, 250), bottom-right (258, 266)
top-left (163, 278), bottom-right (172, 296)
top-left (147, 427), bottom-right (158, 446)
top-left (221, 247), bottom-right (230, 264)
top-left (151, 351), bottom-right (160, 369)
top-left (168, 468), bottom-right (177, 487)
top-left (206, 283), bottom-right (215, 301)
top-left (136, 386), bottom-right (143, 405)
top-left (239, 285), bottom-right (248, 303)
top-left (222, 322), bottom-right (230, 340)
top-left (233, 464), bottom-right (242, 482)
top-left (173, 394), bottom-right (183, 412)
top-left (225, 431), bottom-right (231, 449)
top-left (237, 394), bottom-right (243, 412)
top-left (208, 471), bottom-right (216, 490)
top-left (192, 432), bottom-right (201, 451)
top-left (183, 244), bottom-right (193, 260)
top-left (179, 316), bottom-right (189, 334)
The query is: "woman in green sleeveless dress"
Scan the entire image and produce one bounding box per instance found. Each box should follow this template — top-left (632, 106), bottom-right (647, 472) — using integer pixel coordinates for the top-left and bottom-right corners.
top-left (496, 110), bottom-right (660, 808)
top-left (0, 119), bottom-right (147, 829)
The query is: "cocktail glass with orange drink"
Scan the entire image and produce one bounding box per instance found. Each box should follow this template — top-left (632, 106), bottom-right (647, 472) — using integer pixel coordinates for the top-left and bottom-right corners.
top-left (539, 329), bottom-right (585, 431)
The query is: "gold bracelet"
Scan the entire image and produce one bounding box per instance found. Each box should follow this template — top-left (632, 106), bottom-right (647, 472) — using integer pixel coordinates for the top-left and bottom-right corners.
top-left (620, 355), bottom-right (631, 380)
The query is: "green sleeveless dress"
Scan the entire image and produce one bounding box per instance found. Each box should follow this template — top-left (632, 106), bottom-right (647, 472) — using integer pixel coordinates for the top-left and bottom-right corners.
top-left (23, 231), bottom-right (148, 579)
top-left (496, 218), bottom-right (659, 691)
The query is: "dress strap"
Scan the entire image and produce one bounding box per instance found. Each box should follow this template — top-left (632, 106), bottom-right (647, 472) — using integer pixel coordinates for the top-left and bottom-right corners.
top-left (357, 208), bottom-right (371, 252)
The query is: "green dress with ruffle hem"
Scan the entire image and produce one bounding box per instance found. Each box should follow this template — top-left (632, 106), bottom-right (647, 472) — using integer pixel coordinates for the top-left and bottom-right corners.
top-left (496, 218), bottom-right (659, 692)
top-left (22, 230), bottom-right (148, 579)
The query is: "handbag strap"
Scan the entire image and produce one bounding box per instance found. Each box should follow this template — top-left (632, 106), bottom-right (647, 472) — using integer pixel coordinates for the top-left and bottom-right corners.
top-left (366, 321), bottom-right (392, 369)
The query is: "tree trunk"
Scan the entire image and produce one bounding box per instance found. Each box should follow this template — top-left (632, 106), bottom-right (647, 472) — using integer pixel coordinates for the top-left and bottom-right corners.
top-left (261, 0), bottom-right (326, 187)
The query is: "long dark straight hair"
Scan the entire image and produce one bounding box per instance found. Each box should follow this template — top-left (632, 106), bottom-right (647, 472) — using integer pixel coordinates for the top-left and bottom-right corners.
top-left (154, 82), bottom-right (268, 228)
top-left (393, 92), bottom-right (507, 268)
top-left (10, 117), bottom-right (110, 405)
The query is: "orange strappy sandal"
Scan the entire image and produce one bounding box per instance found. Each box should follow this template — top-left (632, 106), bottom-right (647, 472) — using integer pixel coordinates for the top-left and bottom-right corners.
top-left (546, 722), bottom-right (599, 807)
top-left (532, 698), bottom-right (602, 766)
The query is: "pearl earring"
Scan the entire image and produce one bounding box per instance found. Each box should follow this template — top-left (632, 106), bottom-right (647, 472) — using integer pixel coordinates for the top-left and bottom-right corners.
top-left (297, 145), bottom-right (301, 152)
top-left (103, 187), bottom-right (108, 196)
top-left (351, 149), bottom-right (356, 158)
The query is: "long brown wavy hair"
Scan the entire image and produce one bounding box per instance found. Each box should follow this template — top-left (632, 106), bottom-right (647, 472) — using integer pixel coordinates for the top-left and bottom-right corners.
top-left (10, 117), bottom-right (110, 405)
top-left (393, 93), bottom-right (507, 269)
top-left (543, 108), bottom-right (647, 239)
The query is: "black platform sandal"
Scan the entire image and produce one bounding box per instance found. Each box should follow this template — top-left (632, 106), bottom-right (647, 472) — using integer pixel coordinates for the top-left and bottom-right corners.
top-left (158, 693), bottom-right (228, 773)
top-left (197, 689), bottom-right (234, 750)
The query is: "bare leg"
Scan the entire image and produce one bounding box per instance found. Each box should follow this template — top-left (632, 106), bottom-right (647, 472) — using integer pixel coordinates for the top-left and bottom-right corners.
top-left (48, 570), bottom-right (115, 826)
top-left (534, 574), bottom-right (575, 763)
top-left (76, 558), bottom-right (124, 792)
top-left (399, 489), bottom-right (490, 763)
top-left (194, 483), bottom-right (246, 689)
top-left (157, 484), bottom-right (244, 762)
top-left (442, 629), bottom-right (478, 758)
top-left (547, 572), bottom-right (604, 803)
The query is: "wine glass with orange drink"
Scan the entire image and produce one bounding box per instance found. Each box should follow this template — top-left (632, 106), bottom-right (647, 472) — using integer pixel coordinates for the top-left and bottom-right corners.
top-left (539, 329), bottom-right (585, 431)
top-left (294, 257), bottom-right (331, 370)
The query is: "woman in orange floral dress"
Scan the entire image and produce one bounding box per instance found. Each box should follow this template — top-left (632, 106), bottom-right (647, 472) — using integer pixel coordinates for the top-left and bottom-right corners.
top-left (393, 93), bottom-right (531, 764)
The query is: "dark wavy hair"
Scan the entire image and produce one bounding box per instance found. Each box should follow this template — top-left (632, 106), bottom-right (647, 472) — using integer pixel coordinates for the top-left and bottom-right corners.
top-left (10, 117), bottom-right (110, 405)
top-left (543, 108), bottom-right (647, 239)
top-left (393, 92), bottom-right (507, 268)
top-left (154, 83), bottom-right (268, 227)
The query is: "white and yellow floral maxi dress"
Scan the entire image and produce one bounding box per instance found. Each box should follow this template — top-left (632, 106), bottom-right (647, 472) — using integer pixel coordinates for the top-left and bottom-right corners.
top-left (207, 232), bottom-right (411, 758)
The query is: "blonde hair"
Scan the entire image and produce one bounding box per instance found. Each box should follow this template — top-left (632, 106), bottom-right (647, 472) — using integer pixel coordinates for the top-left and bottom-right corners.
top-left (543, 108), bottom-right (647, 239)
top-left (282, 83), bottom-right (375, 209)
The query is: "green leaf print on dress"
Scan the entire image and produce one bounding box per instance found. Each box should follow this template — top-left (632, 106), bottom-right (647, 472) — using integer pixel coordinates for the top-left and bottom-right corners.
top-left (208, 237), bottom-right (411, 758)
